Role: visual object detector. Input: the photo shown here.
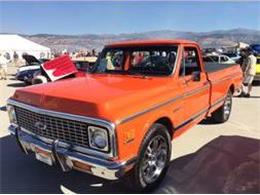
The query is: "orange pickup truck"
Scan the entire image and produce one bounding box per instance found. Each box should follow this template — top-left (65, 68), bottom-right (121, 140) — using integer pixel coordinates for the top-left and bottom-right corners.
top-left (7, 40), bottom-right (242, 191)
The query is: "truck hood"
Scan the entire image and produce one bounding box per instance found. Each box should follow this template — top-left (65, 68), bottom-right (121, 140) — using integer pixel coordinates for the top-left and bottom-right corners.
top-left (12, 74), bottom-right (173, 122)
top-left (22, 54), bottom-right (41, 65)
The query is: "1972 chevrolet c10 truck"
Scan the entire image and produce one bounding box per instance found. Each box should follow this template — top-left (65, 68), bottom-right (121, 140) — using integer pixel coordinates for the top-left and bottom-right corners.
top-left (7, 40), bottom-right (242, 191)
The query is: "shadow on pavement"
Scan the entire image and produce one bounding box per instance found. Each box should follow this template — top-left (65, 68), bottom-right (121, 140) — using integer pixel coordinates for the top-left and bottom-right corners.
top-left (0, 106), bottom-right (7, 112)
top-left (9, 78), bottom-right (17, 81)
top-left (199, 118), bottom-right (217, 125)
top-left (1, 135), bottom-right (259, 193)
top-left (248, 96), bottom-right (260, 99)
top-left (156, 135), bottom-right (260, 193)
top-left (0, 136), bottom-right (126, 194)
top-left (6, 82), bottom-right (27, 88)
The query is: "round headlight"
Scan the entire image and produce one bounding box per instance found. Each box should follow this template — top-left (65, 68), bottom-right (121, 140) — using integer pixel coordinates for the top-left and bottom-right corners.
top-left (88, 126), bottom-right (108, 151)
top-left (93, 132), bottom-right (107, 149)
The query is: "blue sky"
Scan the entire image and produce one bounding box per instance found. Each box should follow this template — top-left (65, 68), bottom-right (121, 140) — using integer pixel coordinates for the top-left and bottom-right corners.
top-left (0, 1), bottom-right (259, 35)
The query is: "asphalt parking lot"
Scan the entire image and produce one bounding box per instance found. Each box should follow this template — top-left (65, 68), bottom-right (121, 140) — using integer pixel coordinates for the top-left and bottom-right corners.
top-left (0, 68), bottom-right (260, 193)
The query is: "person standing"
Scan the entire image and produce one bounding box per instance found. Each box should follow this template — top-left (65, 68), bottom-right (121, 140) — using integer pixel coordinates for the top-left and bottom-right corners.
top-left (240, 48), bottom-right (257, 97)
top-left (0, 53), bottom-right (8, 80)
top-left (13, 51), bottom-right (19, 66)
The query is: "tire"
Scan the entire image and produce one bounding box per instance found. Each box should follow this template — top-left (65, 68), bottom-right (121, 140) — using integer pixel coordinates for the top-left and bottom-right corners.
top-left (32, 75), bottom-right (47, 85)
top-left (123, 123), bottom-right (171, 192)
top-left (212, 90), bottom-right (232, 123)
top-left (24, 80), bottom-right (31, 85)
top-left (233, 86), bottom-right (242, 97)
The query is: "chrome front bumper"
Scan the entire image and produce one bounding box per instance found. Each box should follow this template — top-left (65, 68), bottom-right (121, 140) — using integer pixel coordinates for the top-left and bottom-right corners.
top-left (9, 125), bottom-right (136, 180)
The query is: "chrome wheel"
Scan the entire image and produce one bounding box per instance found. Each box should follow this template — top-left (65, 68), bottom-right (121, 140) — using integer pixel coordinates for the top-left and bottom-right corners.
top-left (224, 93), bottom-right (232, 119)
top-left (140, 135), bottom-right (168, 184)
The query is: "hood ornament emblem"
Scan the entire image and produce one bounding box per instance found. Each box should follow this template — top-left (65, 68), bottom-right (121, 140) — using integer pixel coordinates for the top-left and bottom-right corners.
top-left (34, 121), bottom-right (47, 131)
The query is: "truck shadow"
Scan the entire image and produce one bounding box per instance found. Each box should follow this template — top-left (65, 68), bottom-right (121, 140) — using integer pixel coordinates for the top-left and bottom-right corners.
top-left (1, 135), bottom-right (259, 193)
top-left (199, 118), bottom-right (216, 125)
top-left (6, 82), bottom-right (27, 88)
top-left (0, 136), bottom-right (126, 194)
top-left (0, 106), bottom-right (7, 111)
top-left (156, 135), bottom-right (260, 193)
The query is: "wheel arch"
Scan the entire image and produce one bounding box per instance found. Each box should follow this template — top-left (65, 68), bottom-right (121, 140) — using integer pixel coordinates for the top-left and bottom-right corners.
top-left (153, 117), bottom-right (174, 139)
top-left (135, 116), bottom-right (174, 161)
top-left (229, 83), bottom-right (235, 94)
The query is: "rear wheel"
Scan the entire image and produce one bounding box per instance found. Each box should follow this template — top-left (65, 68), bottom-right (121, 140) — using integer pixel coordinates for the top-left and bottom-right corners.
top-left (212, 90), bottom-right (232, 123)
top-left (124, 123), bottom-right (171, 192)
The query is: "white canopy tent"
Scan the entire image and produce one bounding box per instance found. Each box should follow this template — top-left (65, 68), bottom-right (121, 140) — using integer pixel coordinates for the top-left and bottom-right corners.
top-left (0, 34), bottom-right (51, 60)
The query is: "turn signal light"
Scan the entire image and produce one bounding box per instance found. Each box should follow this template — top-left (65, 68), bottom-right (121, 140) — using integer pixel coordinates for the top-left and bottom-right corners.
top-left (73, 161), bottom-right (92, 172)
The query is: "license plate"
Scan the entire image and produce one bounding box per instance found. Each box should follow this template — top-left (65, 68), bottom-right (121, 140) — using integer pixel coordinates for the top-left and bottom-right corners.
top-left (35, 147), bottom-right (53, 166)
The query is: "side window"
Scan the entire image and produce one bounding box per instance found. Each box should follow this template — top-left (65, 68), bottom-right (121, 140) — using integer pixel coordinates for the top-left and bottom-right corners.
top-left (212, 56), bottom-right (219, 62)
top-left (98, 50), bottom-right (124, 72)
top-left (179, 47), bottom-right (201, 76)
top-left (220, 56), bottom-right (228, 62)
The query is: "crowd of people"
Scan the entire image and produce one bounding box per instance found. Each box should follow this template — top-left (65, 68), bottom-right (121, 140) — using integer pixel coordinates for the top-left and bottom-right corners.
top-left (0, 48), bottom-right (99, 80)
top-left (53, 49), bottom-right (98, 59)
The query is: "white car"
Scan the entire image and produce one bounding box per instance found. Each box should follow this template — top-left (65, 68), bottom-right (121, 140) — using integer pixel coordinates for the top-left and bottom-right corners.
top-left (17, 55), bottom-right (49, 73)
top-left (203, 54), bottom-right (235, 64)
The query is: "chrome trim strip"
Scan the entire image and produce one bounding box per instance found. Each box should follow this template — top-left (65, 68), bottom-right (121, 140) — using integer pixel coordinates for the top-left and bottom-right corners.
top-left (174, 96), bottom-right (225, 130)
top-left (175, 107), bottom-right (208, 130)
top-left (117, 84), bottom-right (210, 125)
top-left (211, 97), bottom-right (225, 108)
top-left (117, 95), bottom-right (182, 125)
top-left (211, 75), bottom-right (233, 84)
top-left (7, 99), bottom-right (113, 126)
top-left (170, 45), bottom-right (180, 76)
top-left (7, 99), bottom-right (117, 159)
top-left (184, 84), bottom-right (210, 98)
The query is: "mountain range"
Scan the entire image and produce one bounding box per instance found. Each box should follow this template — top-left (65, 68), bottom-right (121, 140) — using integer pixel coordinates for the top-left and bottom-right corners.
top-left (22, 28), bottom-right (260, 52)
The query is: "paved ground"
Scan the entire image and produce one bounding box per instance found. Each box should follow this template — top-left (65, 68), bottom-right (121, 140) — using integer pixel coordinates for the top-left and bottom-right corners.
top-left (0, 67), bottom-right (260, 193)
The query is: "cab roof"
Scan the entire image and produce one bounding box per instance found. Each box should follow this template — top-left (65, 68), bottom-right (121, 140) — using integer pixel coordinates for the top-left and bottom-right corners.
top-left (105, 39), bottom-right (198, 48)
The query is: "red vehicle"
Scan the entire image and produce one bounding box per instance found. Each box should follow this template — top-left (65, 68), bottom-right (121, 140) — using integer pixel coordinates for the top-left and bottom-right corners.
top-left (7, 40), bottom-right (242, 191)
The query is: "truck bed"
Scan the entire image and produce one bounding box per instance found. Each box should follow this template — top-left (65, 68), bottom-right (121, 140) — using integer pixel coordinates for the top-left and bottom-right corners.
top-left (204, 63), bottom-right (239, 73)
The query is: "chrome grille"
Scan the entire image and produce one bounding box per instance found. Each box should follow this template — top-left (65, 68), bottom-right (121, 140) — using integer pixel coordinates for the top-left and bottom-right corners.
top-left (15, 106), bottom-right (89, 148)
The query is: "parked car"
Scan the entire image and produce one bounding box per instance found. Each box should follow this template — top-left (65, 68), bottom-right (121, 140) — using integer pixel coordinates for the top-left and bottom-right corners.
top-left (254, 56), bottom-right (260, 82)
top-left (7, 40), bottom-right (242, 191)
top-left (72, 56), bottom-right (97, 72)
top-left (15, 55), bottom-right (49, 84)
top-left (17, 55), bottom-right (48, 72)
top-left (203, 54), bottom-right (235, 64)
top-left (250, 44), bottom-right (260, 55)
top-left (222, 52), bottom-right (241, 62)
top-left (15, 68), bottom-right (40, 84)
top-left (203, 55), bottom-right (236, 64)
top-left (31, 56), bottom-right (97, 84)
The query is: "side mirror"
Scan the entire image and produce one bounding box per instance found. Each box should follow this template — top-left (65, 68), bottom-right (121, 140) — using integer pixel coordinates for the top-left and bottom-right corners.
top-left (192, 71), bottom-right (201, 81)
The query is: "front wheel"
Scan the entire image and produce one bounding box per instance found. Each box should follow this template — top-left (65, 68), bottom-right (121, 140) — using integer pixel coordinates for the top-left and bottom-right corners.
top-left (212, 90), bottom-right (232, 123)
top-left (124, 123), bottom-right (171, 192)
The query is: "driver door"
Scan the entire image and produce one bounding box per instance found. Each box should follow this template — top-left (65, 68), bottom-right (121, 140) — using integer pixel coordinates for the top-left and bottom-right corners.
top-left (179, 46), bottom-right (210, 124)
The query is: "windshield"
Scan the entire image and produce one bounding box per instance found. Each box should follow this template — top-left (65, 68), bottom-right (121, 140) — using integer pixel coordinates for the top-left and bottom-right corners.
top-left (90, 46), bottom-right (178, 76)
top-left (203, 56), bottom-right (219, 63)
